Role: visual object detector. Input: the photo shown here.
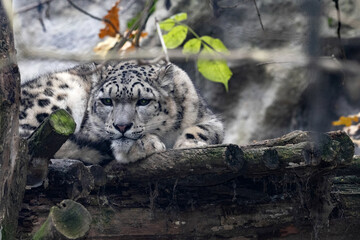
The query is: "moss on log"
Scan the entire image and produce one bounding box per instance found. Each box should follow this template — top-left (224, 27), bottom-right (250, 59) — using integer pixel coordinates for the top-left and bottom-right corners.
top-left (32, 200), bottom-right (91, 240)
top-left (104, 131), bottom-right (353, 184)
top-left (241, 130), bottom-right (353, 177)
top-left (107, 144), bottom-right (244, 184)
top-left (27, 109), bottom-right (76, 159)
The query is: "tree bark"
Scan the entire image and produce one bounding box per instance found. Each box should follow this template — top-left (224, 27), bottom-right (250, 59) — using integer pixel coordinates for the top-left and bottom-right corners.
top-left (0, 2), bottom-right (27, 239)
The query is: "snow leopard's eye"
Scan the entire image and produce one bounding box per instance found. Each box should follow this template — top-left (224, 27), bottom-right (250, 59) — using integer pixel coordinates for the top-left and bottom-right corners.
top-left (100, 98), bottom-right (113, 106)
top-left (136, 99), bottom-right (151, 106)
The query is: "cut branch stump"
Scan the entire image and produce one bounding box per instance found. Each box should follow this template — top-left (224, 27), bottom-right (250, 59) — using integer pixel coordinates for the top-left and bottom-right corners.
top-left (32, 200), bottom-right (91, 240)
top-left (27, 109), bottom-right (76, 187)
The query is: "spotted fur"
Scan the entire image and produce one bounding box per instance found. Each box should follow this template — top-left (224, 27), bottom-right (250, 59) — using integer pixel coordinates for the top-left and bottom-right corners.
top-left (20, 61), bottom-right (224, 164)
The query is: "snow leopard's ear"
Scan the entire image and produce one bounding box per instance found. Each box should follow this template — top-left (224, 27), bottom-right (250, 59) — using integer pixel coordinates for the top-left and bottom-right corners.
top-left (157, 63), bottom-right (175, 96)
top-left (69, 62), bottom-right (97, 73)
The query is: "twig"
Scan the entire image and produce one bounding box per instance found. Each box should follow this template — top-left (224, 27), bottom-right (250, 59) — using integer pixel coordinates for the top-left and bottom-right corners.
top-left (108, 0), bottom-right (155, 53)
top-left (172, 178), bottom-right (178, 201)
top-left (332, 0), bottom-right (346, 59)
top-left (66, 0), bottom-right (124, 38)
top-left (155, 17), bottom-right (169, 63)
top-left (148, 182), bottom-right (159, 219)
top-left (215, 0), bottom-right (244, 9)
top-left (332, 0), bottom-right (342, 41)
top-left (108, 14), bottom-right (142, 54)
top-left (252, 0), bottom-right (264, 31)
top-left (256, 61), bottom-right (295, 66)
top-left (37, 2), bottom-right (47, 32)
top-left (134, 0), bottom-right (155, 47)
top-left (232, 180), bottom-right (237, 202)
top-left (14, 0), bottom-right (53, 15)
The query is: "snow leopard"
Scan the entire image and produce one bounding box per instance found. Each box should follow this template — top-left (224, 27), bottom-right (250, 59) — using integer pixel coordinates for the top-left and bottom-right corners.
top-left (20, 61), bottom-right (224, 165)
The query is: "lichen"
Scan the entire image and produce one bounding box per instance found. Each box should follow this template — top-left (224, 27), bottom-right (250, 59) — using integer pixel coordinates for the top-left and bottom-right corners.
top-left (49, 109), bottom-right (76, 136)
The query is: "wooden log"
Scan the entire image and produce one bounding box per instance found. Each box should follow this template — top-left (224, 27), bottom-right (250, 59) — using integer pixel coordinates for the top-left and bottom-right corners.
top-left (27, 109), bottom-right (76, 187)
top-left (87, 164), bottom-right (107, 188)
top-left (39, 131), bottom-right (354, 187)
top-left (107, 144), bottom-right (244, 184)
top-left (105, 131), bottom-right (353, 184)
top-left (47, 159), bottom-right (95, 200)
top-left (244, 130), bottom-right (354, 165)
top-left (32, 200), bottom-right (92, 240)
top-left (17, 130), bottom-right (357, 239)
top-left (241, 130), bottom-right (354, 177)
top-left (331, 155), bottom-right (360, 222)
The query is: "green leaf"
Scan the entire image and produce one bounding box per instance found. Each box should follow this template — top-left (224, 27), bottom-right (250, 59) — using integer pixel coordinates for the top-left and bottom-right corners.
top-left (159, 12), bottom-right (187, 31)
top-left (159, 18), bottom-right (175, 31)
top-left (172, 12), bottom-right (187, 22)
top-left (200, 36), bottom-right (228, 53)
top-left (197, 49), bottom-right (232, 91)
top-left (183, 38), bottom-right (201, 54)
top-left (163, 25), bottom-right (188, 49)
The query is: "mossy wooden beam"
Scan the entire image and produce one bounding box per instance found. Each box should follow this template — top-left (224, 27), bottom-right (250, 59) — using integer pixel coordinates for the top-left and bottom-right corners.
top-left (36, 130), bottom-right (353, 188)
top-left (241, 130), bottom-right (353, 177)
top-left (27, 109), bottom-right (76, 187)
top-left (32, 200), bottom-right (92, 240)
top-left (107, 144), bottom-right (244, 183)
top-left (104, 131), bottom-right (353, 184)
top-left (243, 130), bottom-right (354, 165)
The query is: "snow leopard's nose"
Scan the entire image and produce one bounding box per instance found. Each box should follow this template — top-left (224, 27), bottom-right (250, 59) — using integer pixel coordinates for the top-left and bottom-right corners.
top-left (114, 123), bottom-right (133, 134)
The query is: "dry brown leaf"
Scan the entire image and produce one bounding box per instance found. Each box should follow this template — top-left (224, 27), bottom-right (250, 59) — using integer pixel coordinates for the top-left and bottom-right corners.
top-left (93, 34), bottom-right (121, 56)
top-left (94, 30), bottom-right (148, 56)
top-left (332, 115), bottom-right (359, 127)
top-left (99, 0), bottom-right (121, 39)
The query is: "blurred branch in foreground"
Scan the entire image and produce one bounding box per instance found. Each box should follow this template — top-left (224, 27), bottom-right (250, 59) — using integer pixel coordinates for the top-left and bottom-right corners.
top-left (11, 44), bottom-right (360, 76)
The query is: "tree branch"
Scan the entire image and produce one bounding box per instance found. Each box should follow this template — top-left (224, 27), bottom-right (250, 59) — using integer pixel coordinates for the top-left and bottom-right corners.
top-left (134, 0), bottom-right (155, 47)
top-left (253, 0), bottom-right (264, 31)
top-left (155, 17), bottom-right (169, 63)
top-left (14, 0), bottom-right (54, 15)
top-left (66, 0), bottom-right (124, 38)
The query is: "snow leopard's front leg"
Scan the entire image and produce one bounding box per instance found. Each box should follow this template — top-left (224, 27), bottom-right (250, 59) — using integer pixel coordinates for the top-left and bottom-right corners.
top-left (111, 134), bottom-right (166, 164)
top-left (174, 118), bottom-right (224, 149)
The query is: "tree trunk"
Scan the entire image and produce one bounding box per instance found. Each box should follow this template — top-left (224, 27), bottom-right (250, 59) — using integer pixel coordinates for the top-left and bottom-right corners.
top-left (0, 1), bottom-right (28, 239)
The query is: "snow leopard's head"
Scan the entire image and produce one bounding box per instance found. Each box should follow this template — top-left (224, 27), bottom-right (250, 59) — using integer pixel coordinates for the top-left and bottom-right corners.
top-left (88, 61), bottom-right (178, 157)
